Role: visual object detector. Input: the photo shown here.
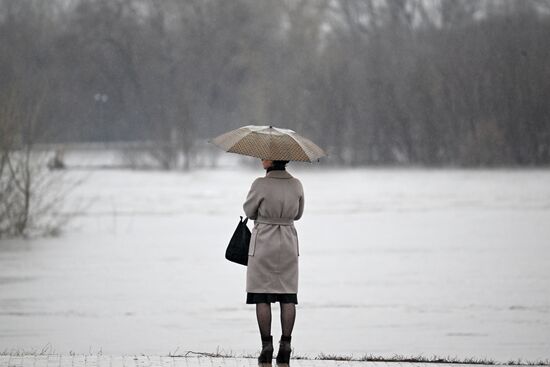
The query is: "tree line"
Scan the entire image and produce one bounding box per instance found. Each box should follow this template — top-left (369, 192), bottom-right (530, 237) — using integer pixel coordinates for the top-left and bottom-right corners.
top-left (1, 0), bottom-right (550, 168)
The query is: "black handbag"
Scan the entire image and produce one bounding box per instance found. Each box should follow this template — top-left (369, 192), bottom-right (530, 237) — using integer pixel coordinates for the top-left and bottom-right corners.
top-left (225, 216), bottom-right (251, 266)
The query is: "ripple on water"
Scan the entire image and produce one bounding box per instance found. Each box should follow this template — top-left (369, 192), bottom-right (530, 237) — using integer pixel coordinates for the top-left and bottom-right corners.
top-left (0, 276), bottom-right (36, 285)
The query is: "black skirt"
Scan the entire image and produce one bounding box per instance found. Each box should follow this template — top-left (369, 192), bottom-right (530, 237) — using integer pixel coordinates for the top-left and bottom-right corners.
top-left (247, 292), bottom-right (298, 304)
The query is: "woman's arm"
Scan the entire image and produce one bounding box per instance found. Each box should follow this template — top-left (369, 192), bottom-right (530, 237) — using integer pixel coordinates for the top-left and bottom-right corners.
top-left (243, 178), bottom-right (262, 219)
top-left (294, 182), bottom-right (305, 220)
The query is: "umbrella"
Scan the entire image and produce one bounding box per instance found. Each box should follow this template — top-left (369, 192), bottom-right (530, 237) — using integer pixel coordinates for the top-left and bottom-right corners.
top-left (209, 125), bottom-right (326, 162)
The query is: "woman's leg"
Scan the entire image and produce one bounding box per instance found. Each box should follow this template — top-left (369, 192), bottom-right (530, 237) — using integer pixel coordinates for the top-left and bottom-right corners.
top-left (277, 302), bottom-right (295, 365)
top-left (256, 303), bottom-right (272, 337)
top-left (256, 303), bottom-right (274, 365)
top-left (280, 302), bottom-right (295, 337)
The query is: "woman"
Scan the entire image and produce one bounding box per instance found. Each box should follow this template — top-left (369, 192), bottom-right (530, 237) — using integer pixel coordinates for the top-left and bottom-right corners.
top-left (243, 158), bottom-right (304, 367)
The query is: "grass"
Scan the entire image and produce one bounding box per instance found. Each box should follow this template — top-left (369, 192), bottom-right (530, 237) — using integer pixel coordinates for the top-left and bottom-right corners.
top-left (167, 348), bottom-right (550, 365)
top-left (356, 354), bottom-right (496, 364)
top-left (2, 344), bottom-right (549, 366)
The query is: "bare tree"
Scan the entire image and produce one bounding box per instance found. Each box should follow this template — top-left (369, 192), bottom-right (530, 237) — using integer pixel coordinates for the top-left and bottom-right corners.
top-left (0, 84), bottom-right (81, 238)
top-left (1, 0), bottom-right (550, 167)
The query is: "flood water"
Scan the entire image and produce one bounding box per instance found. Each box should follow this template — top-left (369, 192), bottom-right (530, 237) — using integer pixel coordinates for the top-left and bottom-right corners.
top-left (1, 167), bottom-right (549, 361)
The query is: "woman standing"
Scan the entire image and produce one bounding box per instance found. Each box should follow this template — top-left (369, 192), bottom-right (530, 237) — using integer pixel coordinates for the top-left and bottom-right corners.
top-left (243, 159), bottom-right (305, 367)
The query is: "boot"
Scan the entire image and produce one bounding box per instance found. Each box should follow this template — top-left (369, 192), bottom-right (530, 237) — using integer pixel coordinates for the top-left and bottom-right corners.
top-left (258, 335), bottom-right (274, 366)
top-left (276, 335), bottom-right (291, 367)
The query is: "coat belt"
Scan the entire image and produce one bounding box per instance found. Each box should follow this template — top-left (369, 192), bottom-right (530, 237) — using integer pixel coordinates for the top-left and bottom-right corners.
top-left (255, 216), bottom-right (294, 226)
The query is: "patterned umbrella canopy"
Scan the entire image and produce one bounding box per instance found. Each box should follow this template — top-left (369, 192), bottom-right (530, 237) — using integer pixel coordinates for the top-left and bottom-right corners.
top-left (209, 125), bottom-right (326, 162)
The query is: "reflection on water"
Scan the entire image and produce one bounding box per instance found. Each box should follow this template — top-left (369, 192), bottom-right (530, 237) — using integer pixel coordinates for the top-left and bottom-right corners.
top-left (1, 168), bottom-right (549, 361)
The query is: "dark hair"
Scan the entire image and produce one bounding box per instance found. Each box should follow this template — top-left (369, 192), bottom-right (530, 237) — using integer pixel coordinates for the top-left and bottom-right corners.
top-left (272, 160), bottom-right (289, 169)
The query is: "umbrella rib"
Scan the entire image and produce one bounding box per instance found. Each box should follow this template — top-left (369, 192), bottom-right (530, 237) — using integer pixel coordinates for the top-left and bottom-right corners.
top-left (269, 127), bottom-right (273, 160)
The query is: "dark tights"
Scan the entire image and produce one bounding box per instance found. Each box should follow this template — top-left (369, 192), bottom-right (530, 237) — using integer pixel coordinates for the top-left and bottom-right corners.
top-left (256, 303), bottom-right (296, 338)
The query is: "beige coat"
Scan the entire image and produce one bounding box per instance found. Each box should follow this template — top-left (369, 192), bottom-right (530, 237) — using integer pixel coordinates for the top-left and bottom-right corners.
top-left (243, 169), bottom-right (304, 294)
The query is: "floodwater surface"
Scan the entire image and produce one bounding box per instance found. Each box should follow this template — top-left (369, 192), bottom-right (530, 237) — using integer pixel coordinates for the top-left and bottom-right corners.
top-left (1, 166), bottom-right (549, 361)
